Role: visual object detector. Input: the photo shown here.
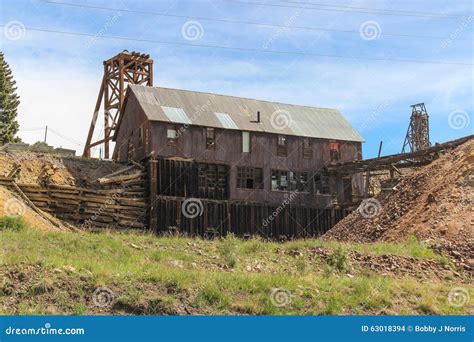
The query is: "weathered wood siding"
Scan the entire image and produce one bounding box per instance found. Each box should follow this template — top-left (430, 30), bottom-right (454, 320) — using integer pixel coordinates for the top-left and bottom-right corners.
top-left (114, 91), bottom-right (151, 162)
top-left (146, 122), bottom-right (361, 206)
top-left (115, 92), bottom-right (362, 207)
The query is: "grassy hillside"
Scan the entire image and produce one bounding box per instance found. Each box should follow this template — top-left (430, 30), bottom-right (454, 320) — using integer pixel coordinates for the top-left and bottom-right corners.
top-left (0, 217), bottom-right (472, 315)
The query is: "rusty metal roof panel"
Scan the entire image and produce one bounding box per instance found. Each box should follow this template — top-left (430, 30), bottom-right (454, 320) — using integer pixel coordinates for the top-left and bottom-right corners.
top-left (129, 85), bottom-right (364, 142)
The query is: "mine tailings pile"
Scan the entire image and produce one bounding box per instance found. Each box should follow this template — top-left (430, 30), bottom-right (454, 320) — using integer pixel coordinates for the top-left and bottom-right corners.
top-left (324, 138), bottom-right (473, 270)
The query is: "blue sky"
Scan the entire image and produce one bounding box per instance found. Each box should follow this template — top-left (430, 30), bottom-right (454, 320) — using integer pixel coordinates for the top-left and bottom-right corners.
top-left (0, 0), bottom-right (472, 158)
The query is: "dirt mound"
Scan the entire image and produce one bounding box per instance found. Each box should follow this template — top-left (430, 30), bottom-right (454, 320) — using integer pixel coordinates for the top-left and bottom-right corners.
top-left (324, 138), bottom-right (473, 247)
top-left (0, 151), bottom-right (126, 187)
top-left (0, 186), bottom-right (58, 231)
top-left (306, 247), bottom-right (464, 281)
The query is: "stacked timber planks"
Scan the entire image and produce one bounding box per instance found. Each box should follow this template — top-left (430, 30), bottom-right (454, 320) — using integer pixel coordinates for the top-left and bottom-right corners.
top-left (0, 170), bottom-right (148, 231)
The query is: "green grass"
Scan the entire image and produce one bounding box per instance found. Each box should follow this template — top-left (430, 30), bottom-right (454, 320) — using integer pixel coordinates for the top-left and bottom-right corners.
top-left (0, 222), bottom-right (471, 315)
top-left (0, 216), bottom-right (27, 231)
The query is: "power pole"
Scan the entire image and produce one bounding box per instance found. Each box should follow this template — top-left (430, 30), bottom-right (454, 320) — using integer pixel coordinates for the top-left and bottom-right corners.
top-left (83, 51), bottom-right (153, 159)
top-left (401, 103), bottom-right (430, 153)
top-left (44, 125), bottom-right (48, 143)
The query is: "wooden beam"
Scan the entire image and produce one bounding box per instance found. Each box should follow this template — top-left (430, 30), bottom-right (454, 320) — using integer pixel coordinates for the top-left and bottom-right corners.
top-left (83, 75), bottom-right (105, 158)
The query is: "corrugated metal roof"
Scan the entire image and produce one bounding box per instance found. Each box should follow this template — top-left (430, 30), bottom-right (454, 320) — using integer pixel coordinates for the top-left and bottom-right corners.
top-left (128, 85), bottom-right (364, 142)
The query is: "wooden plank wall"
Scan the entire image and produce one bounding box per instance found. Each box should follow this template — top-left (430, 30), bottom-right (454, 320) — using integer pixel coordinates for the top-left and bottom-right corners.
top-left (0, 177), bottom-right (148, 231)
top-left (148, 158), bottom-right (351, 238)
top-left (153, 197), bottom-right (351, 239)
top-left (153, 158), bottom-right (229, 200)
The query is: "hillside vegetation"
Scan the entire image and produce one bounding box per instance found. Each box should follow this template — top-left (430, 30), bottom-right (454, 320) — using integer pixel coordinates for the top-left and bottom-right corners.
top-left (1, 217), bottom-right (472, 315)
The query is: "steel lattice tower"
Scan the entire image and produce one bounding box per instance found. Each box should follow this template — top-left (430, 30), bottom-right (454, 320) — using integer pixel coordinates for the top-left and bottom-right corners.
top-left (401, 103), bottom-right (430, 153)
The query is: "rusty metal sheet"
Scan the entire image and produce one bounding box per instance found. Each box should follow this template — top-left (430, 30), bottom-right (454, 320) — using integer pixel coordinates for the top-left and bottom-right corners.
top-left (129, 85), bottom-right (364, 142)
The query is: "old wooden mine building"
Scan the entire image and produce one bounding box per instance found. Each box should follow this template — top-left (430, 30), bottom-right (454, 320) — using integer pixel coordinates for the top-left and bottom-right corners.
top-left (112, 84), bottom-right (364, 238)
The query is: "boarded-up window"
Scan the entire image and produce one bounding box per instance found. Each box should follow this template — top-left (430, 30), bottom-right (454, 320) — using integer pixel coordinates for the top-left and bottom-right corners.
top-left (197, 163), bottom-right (228, 199)
top-left (277, 135), bottom-right (287, 157)
top-left (242, 131), bottom-right (250, 153)
top-left (237, 167), bottom-right (263, 189)
top-left (303, 138), bottom-right (312, 159)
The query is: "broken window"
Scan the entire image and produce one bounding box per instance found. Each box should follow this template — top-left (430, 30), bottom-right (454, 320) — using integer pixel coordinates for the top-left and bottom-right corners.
top-left (298, 172), bottom-right (310, 192)
top-left (237, 167), bottom-right (263, 189)
top-left (242, 131), bottom-right (251, 153)
top-left (206, 127), bottom-right (215, 148)
top-left (272, 170), bottom-right (288, 191)
top-left (273, 170), bottom-right (311, 191)
top-left (303, 138), bottom-right (312, 159)
top-left (277, 135), bottom-right (287, 157)
top-left (314, 173), bottom-right (330, 194)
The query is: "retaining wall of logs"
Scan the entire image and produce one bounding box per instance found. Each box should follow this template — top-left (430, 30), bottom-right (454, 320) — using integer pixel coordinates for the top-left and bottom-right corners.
top-left (0, 170), bottom-right (148, 231)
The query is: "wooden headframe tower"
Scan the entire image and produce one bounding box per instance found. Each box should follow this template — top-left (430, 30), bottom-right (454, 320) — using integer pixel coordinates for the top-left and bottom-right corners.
top-left (401, 103), bottom-right (430, 154)
top-left (83, 50), bottom-right (153, 158)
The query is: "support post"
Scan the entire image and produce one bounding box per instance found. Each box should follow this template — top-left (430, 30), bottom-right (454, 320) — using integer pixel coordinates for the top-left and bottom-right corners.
top-left (364, 170), bottom-right (370, 198)
top-left (148, 159), bottom-right (158, 233)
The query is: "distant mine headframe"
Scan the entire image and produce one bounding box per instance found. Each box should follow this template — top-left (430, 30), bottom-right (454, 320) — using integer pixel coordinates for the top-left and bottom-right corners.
top-left (401, 103), bottom-right (431, 154)
top-left (83, 51), bottom-right (153, 159)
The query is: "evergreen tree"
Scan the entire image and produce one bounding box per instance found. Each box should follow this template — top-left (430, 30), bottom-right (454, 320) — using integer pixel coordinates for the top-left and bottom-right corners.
top-left (0, 52), bottom-right (21, 144)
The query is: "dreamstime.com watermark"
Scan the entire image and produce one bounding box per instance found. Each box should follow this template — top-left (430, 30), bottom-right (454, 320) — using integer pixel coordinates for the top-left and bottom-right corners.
top-left (181, 198), bottom-right (204, 219)
top-left (262, 191), bottom-right (299, 227)
top-left (270, 109), bottom-right (292, 130)
top-left (175, 95), bottom-right (216, 139)
top-left (85, 11), bottom-right (122, 49)
top-left (262, 10), bottom-right (300, 50)
top-left (3, 198), bottom-right (26, 216)
top-left (181, 20), bottom-right (204, 41)
top-left (92, 287), bottom-right (115, 307)
top-left (4, 323), bottom-right (85, 336)
top-left (3, 20), bottom-right (26, 41)
top-left (448, 110), bottom-right (471, 130)
top-left (81, 179), bottom-right (133, 229)
top-left (359, 20), bottom-right (381, 41)
top-left (270, 288), bottom-right (292, 307)
top-left (358, 198), bottom-right (382, 218)
top-left (448, 287), bottom-right (470, 307)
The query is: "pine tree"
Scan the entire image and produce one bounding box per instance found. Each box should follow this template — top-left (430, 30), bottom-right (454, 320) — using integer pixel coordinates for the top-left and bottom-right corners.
top-left (0, 52), bottom-right (21, 144)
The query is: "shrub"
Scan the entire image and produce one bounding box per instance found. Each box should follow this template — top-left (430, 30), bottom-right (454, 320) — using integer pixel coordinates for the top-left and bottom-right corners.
top-left (326, 247), bottom-right (348, 272)
top-left (218, 234), bottom-right (239, 268)
top-left (0, 216), bottom-right (26, 231)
